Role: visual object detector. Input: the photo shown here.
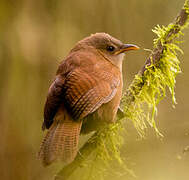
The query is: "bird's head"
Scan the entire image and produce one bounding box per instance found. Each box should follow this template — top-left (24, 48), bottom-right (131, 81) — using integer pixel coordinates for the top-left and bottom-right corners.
top-left (71, 32), bottom-right (139, 69)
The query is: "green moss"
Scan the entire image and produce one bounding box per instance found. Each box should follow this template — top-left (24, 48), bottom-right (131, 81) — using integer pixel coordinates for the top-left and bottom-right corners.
top-left (184, 0), bottom-right (189, 14)
top-left (84, 121), bottom-right (128, 180)
top-left (123, 21), bottom-right (185, 137)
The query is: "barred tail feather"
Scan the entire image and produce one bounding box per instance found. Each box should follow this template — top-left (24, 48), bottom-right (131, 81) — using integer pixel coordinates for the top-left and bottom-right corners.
top-left (38, 116), bottom-right (82, 166)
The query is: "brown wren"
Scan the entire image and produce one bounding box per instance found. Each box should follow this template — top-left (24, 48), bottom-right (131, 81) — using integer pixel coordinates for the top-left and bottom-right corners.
top-left (38, 33), bottom-right (139, 166)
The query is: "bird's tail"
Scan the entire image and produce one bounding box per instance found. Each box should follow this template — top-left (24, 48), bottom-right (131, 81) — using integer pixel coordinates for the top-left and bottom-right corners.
top-left (38, 111), bottom-right (82, 166)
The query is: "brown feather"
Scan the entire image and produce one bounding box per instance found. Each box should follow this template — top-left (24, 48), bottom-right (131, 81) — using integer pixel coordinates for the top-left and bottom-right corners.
top-left (38, 105), bottom-right (82, 166)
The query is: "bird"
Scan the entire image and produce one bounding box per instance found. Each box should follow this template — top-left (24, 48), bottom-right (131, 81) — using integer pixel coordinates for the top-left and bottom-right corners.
top-left (38, 32), bottom-right (139, 166)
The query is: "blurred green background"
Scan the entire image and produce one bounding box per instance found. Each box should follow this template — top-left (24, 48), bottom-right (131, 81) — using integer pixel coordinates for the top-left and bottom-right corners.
top-left (0, 0), bottom-right (189, 180)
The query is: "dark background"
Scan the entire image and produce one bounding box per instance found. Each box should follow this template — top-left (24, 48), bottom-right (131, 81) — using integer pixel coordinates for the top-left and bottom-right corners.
top-left (0, 0), bottom-right (189, 179)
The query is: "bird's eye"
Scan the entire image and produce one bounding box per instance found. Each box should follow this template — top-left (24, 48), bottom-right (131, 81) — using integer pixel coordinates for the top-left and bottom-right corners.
top-left (106, 46), bottom-right (115, 52)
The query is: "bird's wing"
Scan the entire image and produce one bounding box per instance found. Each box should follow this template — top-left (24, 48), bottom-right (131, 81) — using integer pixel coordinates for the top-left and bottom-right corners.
top-left (63, 68), bottom-right (120, 120)
top-left (43, 75), bottom-right (66, 129)
top-left (43, 68), bottom-right (120, 129)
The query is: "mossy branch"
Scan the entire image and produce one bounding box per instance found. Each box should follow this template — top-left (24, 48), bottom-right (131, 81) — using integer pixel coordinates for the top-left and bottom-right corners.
top-left (55, 1), bottom-right (189, 179)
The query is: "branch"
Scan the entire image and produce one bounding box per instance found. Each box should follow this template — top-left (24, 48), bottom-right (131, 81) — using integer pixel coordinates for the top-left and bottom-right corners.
top-left (122, 0), bottom-right (189, 108)
top-left (55, 1), bottom-right (189, 179)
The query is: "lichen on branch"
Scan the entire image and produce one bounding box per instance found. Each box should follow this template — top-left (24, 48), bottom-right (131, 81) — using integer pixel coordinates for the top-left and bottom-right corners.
top-left (55, 1), bottom-right (189, 179)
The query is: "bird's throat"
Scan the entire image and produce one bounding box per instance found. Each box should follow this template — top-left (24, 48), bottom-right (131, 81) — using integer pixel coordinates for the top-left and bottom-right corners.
top-left (114, 53), bottom-right (124, 72)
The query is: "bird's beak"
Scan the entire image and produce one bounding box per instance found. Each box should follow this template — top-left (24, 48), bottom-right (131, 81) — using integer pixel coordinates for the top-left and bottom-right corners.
top-left (115, 44), bottom-right (140, 55)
